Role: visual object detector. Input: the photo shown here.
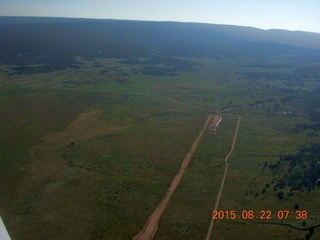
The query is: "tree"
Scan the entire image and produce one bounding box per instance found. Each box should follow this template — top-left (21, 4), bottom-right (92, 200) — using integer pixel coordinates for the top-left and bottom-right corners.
top-left (276, 191), bottom-right (284, 200)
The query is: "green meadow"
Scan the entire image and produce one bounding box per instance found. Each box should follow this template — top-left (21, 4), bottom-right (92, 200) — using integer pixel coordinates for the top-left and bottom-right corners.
top-left (1, 55), bottom-right (319, 239)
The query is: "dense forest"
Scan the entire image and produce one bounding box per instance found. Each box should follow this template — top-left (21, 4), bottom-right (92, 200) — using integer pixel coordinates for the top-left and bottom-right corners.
top-left (1, 17), bottom-right (320, 68)
top-left (294, 91), bottom-right (320, 131)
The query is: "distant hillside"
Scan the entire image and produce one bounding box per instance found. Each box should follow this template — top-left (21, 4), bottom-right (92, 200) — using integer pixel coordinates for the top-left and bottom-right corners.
top-left (0, 16), bottom-right (98, 25)
top-left (0, 16), bottom-right (319, 66)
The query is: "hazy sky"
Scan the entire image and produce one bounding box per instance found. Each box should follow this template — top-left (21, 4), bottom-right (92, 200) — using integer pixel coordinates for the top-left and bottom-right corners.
top-left (1, 0), bottom-right (319, 33)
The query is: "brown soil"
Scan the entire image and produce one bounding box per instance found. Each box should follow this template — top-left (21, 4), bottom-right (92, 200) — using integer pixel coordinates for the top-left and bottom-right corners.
top-left (133, 114), bottom-right (214, 240)
top-left (28, 109), bottom-right (122, 182)
top-left (42, 109), bottom-right (121, 146)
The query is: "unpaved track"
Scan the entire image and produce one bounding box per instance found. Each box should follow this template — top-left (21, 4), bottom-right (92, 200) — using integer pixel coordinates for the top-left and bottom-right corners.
top-left (205, 115), bottom-right (241, 240)
top-left (133, 114), bottom-right (214, 240)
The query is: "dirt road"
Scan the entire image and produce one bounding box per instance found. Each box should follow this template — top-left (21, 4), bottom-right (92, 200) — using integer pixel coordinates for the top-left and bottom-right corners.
top-left (205, 115), bottom-right (241, 240)
top-left (133, 114), bottom-right (214, 240)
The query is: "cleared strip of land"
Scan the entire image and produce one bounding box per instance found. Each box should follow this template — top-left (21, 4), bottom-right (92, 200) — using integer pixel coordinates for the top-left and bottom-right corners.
top-left (133, 114), bottom-right (217, 240)
top-left (205, 115), bottom-right (241, 240)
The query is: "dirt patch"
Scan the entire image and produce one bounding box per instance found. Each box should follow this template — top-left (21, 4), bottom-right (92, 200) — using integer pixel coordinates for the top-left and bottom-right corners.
top-left (28, 109), bottom-right (123, 182)
top-left (43, 109), bottom-right (122, 146)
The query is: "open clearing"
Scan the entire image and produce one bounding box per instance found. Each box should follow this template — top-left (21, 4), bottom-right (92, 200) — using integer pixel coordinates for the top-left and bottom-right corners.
top-left (1, 54), bottom-right (319, 239)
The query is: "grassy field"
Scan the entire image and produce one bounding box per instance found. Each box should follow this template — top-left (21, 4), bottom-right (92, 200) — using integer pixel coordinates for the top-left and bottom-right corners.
top-left (0, 55), bottom-right (319, 239)
top-left (210, 111), bottom-right (320, 240)
top-left (0, 86), bottom-right (210, 239)
top-left (155, 111), bottom-right (319, 240)
top-left (155, 114), bottom-right (238, 239)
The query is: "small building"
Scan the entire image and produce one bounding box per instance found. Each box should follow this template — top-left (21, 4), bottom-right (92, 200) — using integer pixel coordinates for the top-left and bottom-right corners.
top-left (209, 115), bottom-right (222, 131)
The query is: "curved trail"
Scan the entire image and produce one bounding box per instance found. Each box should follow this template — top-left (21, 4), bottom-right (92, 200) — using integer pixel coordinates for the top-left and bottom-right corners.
top-left (133, 114), bottom-right (214, 240)
top-left (35, 86), bottom-right (212, 113)
top-left (155, 95), bottom-right (210, 112)
top-left (205, 115), bottom-right (241, 240)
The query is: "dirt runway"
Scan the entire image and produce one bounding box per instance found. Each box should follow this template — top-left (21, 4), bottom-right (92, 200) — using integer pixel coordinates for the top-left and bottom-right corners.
top-left (133, 114), bottom-right (215, 240)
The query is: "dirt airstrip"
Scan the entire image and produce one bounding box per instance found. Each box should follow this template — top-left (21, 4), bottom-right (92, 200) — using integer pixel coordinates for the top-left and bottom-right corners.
top-left (133, 114), bottom-right (222, 240)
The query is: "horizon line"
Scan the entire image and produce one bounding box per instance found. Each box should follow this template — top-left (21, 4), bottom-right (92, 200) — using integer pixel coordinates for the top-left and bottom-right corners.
top-left (1, 15), bottom-right (319, 34)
